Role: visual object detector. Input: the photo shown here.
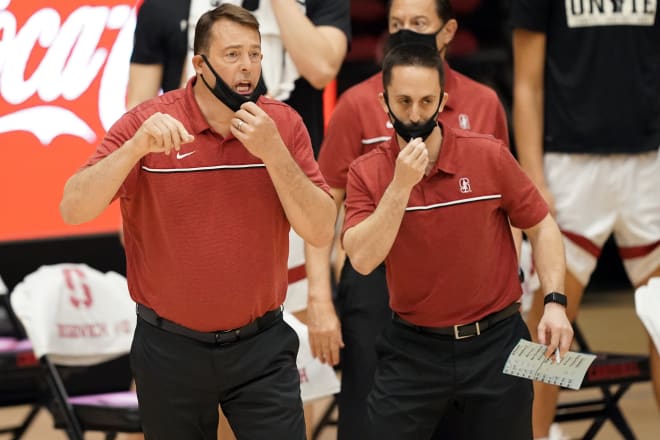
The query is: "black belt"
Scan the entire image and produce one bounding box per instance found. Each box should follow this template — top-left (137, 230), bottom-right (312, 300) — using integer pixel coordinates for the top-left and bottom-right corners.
top-left (136, 304), bottom-right (283, 345)
top-left (392, 302), bottom-right (520, 340)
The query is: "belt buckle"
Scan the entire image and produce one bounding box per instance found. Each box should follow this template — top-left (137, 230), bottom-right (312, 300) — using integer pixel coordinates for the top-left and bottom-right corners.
top-left (215, 329), bottom-right (240, 344)
top-left (453, 322), bottom-right (480, 340)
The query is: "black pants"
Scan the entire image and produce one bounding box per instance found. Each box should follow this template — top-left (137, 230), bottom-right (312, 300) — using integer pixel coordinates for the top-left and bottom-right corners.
top-left (367, 312), bottom-right (533, 440)
top-left (130, 317), bottom-right (305, 440)
top-left (335, 260), bottom-right (390, 440)
top-left (336, 260), bottom-right (462, 440)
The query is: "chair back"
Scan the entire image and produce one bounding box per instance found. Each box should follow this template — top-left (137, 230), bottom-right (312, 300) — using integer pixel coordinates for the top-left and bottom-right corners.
top-left (11, 263), bottom-right (136, 365)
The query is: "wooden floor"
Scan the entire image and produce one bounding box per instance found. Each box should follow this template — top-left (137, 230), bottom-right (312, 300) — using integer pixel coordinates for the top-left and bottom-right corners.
top-left (1, 290), bottom-right (658, 439)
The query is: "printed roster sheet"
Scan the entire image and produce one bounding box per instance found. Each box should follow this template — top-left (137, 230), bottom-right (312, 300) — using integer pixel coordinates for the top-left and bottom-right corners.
top-left (503, 339), bottom-right (596, 390)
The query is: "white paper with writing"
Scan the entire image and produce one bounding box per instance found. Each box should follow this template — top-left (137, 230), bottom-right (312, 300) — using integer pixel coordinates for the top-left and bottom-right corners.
top-left (503, 339), bottom-right (596, 390)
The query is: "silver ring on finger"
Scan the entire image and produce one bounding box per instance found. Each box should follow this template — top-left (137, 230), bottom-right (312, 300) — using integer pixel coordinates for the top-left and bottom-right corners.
top-left (237, 120), bottom-right (244, 131)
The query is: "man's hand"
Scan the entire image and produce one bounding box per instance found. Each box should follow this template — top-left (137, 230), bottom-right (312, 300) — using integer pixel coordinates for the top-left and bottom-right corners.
top-left (537, 303), bottom-right (573, 362)
top-left (307, 297), bottom-right (344, 366)
top-left (231, 102), bottom-right (284, 160)
top-left (393, 137), bottom-right (428, 190)
top-left (131, 112), bottom-right (194, 157)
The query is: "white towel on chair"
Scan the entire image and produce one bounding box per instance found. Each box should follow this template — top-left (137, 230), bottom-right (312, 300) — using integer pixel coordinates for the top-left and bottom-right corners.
top-left (635, 277), bottom-right (660, 353)
top-left (10, 264), bottom-right (136, 365)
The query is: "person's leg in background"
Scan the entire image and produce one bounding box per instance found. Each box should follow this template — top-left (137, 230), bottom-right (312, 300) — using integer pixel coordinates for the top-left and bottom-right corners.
top-left (525, 153), bottom-right (610, 439)
top-left (336, 260), bottom-right (390, 440)
top-left (527, 152), bottom-right (660, 439)
top-left (618, 149), bottom-right (660, 408)
top-left (293, 308), bottom-right (320, 440)
top-left (525, 270), bottom-right (585, 439)
top-left (638, 268), bottom-right (660, 407)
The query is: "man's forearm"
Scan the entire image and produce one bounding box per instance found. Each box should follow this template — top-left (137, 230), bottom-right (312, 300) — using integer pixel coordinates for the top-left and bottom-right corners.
top-left (305, 187), bottom-right (345, 300)
top-left (60, 140), bottom-right (143, 225)
top-left (264, 150), bottom-right (335, 247)
top-left (512, 29), bottom-right (547, 185)
top-left (305, 242), bottom-right (334, 302)
top-left (343, 182), bottom-right (411, 275)
top-left (513, 85), bottom-right (546, 184)
top-left (525, 214), bottom-right (565, 295)
top-left (271, 0), bottom-right (347, 89)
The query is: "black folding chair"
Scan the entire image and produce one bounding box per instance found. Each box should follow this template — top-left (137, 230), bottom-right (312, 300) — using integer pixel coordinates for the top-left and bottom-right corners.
top-left (0, 287), bottom-right (42, 440)
top-left (40, 355), bottom-right (140, 440)
top-left (555, 321), bottom-right (651, 440)
top-left (9, 264), bottom-right (142, 440)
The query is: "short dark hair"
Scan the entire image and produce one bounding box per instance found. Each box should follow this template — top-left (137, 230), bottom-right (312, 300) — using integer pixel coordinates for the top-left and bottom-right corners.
top-left (193, 4), bottom-right (260, 54)
top-left (387, 0), bottom-right (455, 23)
top-left (382, 43), bottom-right (445, 93)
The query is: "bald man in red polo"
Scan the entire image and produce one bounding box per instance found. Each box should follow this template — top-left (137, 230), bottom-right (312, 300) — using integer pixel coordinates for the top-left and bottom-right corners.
top-left (341, 43), bottom-right (572, 440)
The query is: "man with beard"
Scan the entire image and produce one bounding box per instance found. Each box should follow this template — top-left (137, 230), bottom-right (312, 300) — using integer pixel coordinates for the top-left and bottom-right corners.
top-left (304, 1), bottom-right (515, 438)
top-left (342, 43), bottom-right (572, 439)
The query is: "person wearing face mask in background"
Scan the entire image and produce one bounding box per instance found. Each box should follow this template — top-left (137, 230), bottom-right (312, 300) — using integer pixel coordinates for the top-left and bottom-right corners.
top-left (342, 42), bottom-right (572, 440)
top-left (304, 1), bottom-right (515, 438)
top-left (60, 5), bottom-right (336, 439)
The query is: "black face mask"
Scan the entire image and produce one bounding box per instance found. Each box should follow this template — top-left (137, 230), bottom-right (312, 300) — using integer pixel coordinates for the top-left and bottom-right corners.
top-left (199, 54), bottom-right (267, 112)
top-left (385, 28), bottom-right (438, 53)
top-left (384, 93), bottom-right (441, 142)
top-left (384, 20), bottom-right (449, 54)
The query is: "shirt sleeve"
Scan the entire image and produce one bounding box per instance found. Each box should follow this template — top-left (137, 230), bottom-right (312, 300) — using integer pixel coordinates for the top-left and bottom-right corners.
top-left (318, 91), bottom-right (367, 189)
top-left (341, 159), bottom-right (378, 240)
top-left (130, 0), bottom-right (169, 64)
top-left (83, 112), bottom-right (142, 202)
top-left (307, 0), bottom-right (351, 41)
top-left (498, 143), bottom-right (549, 229)
top-left (510, 0), bottom-right (550, 33)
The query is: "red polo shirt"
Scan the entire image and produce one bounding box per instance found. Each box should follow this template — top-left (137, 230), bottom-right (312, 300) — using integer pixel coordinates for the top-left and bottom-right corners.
top-left (85, 78), bottom-right (329, 331)
top-left (318, 62), bottom-right (509, 190)
top-left (342, 124), bottom-right (547, 327)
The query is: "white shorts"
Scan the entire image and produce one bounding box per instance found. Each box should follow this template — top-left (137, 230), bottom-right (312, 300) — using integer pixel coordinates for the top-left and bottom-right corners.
top-left (545, 150), bottom-right (660, 286)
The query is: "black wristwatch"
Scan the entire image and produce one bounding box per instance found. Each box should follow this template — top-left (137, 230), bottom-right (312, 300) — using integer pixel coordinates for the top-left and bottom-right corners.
top-left (543, 291), bottom-right (567, 307)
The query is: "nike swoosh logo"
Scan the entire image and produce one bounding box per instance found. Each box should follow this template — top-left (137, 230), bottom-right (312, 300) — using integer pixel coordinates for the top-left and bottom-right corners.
top-left (176, 151), bottom-right (196, 159)
top-left (386, 121), bottom-right (393, 129)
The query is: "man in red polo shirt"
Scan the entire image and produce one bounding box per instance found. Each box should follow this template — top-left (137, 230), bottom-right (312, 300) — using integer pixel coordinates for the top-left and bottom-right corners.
top-left (341, 43), bottom-right (572, 439)
top-left (304, 1), bottom-right (515, 438)
top-left (59, 5), bottom-right (335, 440)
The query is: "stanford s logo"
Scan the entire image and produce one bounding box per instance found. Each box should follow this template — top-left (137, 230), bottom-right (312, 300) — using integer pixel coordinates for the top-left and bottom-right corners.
top-left (459, 177), bottom-right (472, 193)
top-left (63, 268), bottom-right (93, 309)
top-left (458, 114), bottom-right (471, 130)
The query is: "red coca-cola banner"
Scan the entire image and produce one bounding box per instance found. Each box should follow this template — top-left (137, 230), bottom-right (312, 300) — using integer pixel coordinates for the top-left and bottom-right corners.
top-left (0, 0), bottom-right (139, 242)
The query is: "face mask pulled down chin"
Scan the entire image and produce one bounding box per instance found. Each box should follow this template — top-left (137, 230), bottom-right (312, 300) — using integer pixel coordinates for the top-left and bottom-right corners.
top-left (384, 93), bottom-right (440, 142)
top-left (199, 54), bottom-right (267, 112)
